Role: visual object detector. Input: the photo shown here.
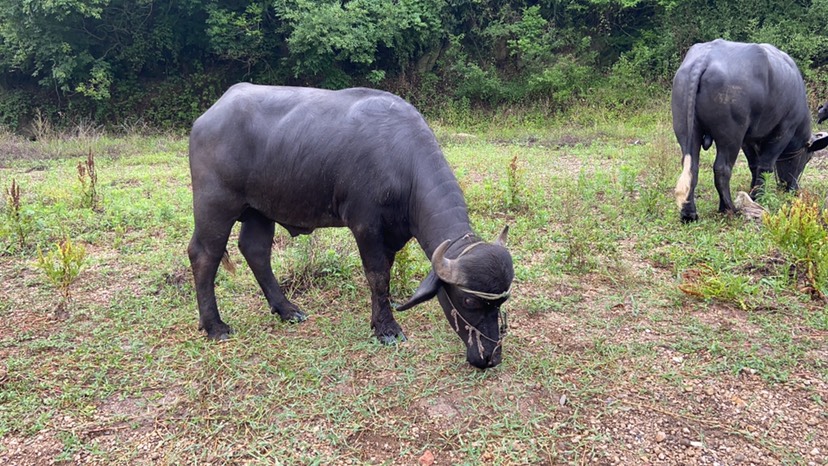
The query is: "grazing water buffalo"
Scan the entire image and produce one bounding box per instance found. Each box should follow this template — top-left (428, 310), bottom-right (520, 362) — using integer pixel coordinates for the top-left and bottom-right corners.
top-left (672, 39), bottom-right (828, 222)
top-left (188, 83), bottom-right (514, 369)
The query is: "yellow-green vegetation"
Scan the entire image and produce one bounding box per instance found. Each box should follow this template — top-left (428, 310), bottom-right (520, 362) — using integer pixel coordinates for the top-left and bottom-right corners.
top-left (35, 237), bottom-right (87, 316)
top-left (764, 192), bottom-right (828, 297)
top-left (1, 105), bottom-right (827, 464)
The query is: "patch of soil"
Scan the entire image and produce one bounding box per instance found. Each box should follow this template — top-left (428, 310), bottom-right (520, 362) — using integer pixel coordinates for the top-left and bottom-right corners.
top-left (0, 431), bottom-right (65, 466)
top-left (585, 372), bottom-right (828, 465)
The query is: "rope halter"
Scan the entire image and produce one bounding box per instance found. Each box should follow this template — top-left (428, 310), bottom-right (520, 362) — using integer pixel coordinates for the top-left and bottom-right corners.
top-left (439, 233), bottom-right (511, 361)
top-left (445, 288), bottom-right (510, 362)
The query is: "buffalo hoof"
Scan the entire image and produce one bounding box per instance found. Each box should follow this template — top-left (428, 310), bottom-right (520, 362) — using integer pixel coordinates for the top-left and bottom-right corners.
top-left (204, 323), bottom-right (234, 341)
top-left (376, 333), bottom-right (407, 345)
top-left (681, 212), bottom-right (699, 223)
top-left (272, 306), bottom-right (308, 323)
top-left (281, 311), bottom-right (307, 323)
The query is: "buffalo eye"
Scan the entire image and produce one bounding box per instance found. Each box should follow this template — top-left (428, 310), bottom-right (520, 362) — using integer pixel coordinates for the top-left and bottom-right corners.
top-left (463, 296), bottom-right (483, 309)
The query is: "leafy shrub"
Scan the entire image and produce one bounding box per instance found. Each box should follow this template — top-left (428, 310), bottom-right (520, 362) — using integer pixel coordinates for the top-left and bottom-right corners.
top-left (36, 238), bottom-right (87, 317)
top-left (763, 193), bottom-right (828, 297)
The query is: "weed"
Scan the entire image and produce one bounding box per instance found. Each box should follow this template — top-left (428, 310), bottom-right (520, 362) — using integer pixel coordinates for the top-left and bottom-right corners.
top-left (753, 172), bottom-right (788, 212)
top-left (4, 178), bottom-right (32, 250)
top-left (679, 264), bottom-right (758, 310)
top-left (391, 240), bottom-right (425, 300)
top-left (506, 153), bottom-right (526, 211)
top-left (76, 149), bottom-right (100, 210)
top-left (763, 191), bottom-right (828, 297)
top-left (36, 237), bottom-right (87, 317)
top-left (29, 108), bottom-right (52, 141)
top-left (554, 178), bottom-right (618, 274)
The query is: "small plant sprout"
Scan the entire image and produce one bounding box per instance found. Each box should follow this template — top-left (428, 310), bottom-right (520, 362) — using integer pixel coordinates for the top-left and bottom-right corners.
top-left (77, 149), bottom-right (100, 210)
top-left (36, 237), bottom-right (87, 318)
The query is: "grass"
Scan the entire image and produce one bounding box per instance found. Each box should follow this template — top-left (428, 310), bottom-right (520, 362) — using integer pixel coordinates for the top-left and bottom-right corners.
top-left (1, 104), bottom-right (828, 464)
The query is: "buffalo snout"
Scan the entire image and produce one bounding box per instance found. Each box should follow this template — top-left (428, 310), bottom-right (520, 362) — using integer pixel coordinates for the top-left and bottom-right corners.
top-left (467, 345), bottom-right (502, 369)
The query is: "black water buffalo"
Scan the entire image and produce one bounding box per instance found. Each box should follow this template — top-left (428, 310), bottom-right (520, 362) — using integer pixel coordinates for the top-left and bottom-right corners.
top-left (188, 83), bottom-right (514, 369)
top-left (672, 39), bottom-right (828, 222)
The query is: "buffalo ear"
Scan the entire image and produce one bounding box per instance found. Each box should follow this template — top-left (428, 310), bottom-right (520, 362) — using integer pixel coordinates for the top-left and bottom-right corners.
top-left (494, 225), bottom-right (509, 246)
top-left (808, 132), bottom-right (828, 152)
top-left (395, 271), bottom-right (441, 311)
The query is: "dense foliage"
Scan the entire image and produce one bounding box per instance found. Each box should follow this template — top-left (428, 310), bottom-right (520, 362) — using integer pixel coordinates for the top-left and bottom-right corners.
top-left (1, 0), bottom-right (828, 130)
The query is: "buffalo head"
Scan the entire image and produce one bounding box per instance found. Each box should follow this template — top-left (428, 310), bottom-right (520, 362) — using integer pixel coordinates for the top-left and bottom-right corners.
top-left (818, 102), bottom-right (828, 124)
top-left (774, 132), bottom-right (828, 191)
top-left (397, 227), bottom-right (514, 369)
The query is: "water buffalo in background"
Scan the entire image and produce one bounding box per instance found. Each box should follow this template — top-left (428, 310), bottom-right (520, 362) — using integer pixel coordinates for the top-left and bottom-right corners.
top-left (818, 101), bottom-right (828, 124)
top-left (672, 39), bottom-right (828, 222)
top-left (188, 83), bottom-right (514, 369)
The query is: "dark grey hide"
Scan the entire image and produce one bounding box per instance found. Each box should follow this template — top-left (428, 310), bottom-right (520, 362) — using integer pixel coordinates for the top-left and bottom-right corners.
top-left (671, 39), bottom-right (828, 222)
top-left (188, 83), bottom-right (514, 369)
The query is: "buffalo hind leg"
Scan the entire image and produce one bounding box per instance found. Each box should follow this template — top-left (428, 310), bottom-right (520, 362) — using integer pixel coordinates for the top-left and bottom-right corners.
top-left (675, 128), bottom-right (702, 222)
top-left (238, 210), bottom-right (307, 323)
top-left (188, 220), bottom-right (236, 340)
top-left (353, 229), bottom-right (405, 344)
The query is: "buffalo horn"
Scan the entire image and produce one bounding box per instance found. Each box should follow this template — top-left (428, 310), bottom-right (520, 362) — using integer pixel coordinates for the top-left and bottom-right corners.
top-left (432, 240), bottom-right (465, 285)
top-left (494, 225), bottom-right (509, 246)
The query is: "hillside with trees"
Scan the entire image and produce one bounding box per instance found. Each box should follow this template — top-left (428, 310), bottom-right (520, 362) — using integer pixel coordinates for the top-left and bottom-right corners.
top-left (1, 0), bottom-right (828, 131)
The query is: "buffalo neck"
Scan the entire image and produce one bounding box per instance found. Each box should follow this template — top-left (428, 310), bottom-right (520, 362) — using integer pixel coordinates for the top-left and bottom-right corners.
top-left (409, 154), bottom-right (473, 259)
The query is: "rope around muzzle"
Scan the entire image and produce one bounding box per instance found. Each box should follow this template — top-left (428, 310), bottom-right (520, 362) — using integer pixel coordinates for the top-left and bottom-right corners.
top-left (445, 290), bottom-right (510, 362)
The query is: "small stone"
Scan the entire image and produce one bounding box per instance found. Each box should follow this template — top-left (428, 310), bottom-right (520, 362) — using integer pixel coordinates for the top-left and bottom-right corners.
top-left (690, 441), bottom-right (703, 448)
top-left (683, 385), bottom-right (694, 393)
top-left (810, 447), bottom-right (820, 456)
top-left (418, 450), bottom-right (435, 466)
top-left (655, 432), bottom-right (667, 443)
top-left (672, 356), bottom-right (684, 363)
top-left (560, 394), bottom-right (567, 406)
top-left (806, 417), bottom-right (819, 426)
top-left (705, 386), bottom-right (714, 396)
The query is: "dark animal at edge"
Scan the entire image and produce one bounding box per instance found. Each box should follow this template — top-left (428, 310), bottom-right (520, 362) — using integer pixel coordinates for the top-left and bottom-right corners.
top-left (671, 39), bottom-right (828, 222)
top-left (818, 101), bottom-right (828, 124)
top-left (188, 83), bottom-right (514, 369)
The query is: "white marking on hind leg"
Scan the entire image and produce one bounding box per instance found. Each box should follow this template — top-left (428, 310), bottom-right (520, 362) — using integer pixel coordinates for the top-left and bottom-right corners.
top-left (675, 154), bottom-right (693, 209)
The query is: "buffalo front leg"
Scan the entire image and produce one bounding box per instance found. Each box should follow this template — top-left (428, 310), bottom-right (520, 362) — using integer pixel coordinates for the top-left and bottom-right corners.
top-left (238, 211), bottom-right (307, 323)
top-left (188, 220), bottom-right (235, 340)
top-left (712, 143), bottom-right (741, 214)
top-left (353, 229), bottom-right (405, 344)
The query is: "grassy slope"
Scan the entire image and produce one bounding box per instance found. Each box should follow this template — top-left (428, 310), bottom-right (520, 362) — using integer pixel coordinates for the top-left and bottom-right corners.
top-left (0, 103), bottom-right (827, 465)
